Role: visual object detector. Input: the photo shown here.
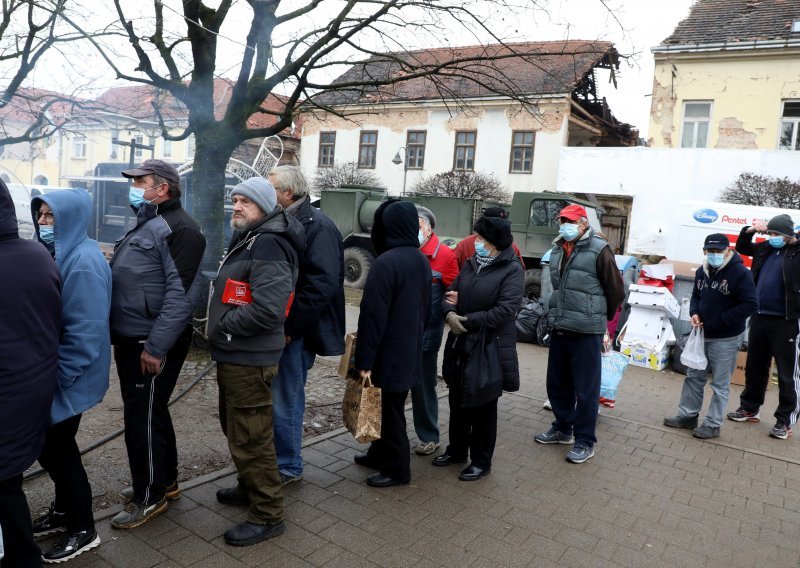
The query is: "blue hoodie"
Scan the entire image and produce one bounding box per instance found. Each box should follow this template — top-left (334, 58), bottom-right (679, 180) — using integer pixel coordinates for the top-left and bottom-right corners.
top-left (32, 189), bottom-right (112, 424)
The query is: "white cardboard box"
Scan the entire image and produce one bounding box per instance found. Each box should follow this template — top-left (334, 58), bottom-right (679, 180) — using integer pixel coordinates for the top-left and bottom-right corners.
top-left (620, 341), bottom-right (671, 371)
top-left (627, 284), bottom-right (681, 319)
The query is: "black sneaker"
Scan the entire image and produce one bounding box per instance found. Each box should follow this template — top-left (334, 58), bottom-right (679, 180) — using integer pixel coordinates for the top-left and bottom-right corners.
top-left (216, 484), bottom-right (250, 506)
top-left (110, 499), bottom-right (168, 529)
top-left (32, 503), bottom-right (67, 538)
top-left (42, 529), bottom-right (100, 563)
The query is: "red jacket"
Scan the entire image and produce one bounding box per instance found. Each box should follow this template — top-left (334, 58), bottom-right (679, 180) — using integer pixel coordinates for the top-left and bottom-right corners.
top-left (454, 233), bottom-right (524, 270)
top-left (421, 233), bottom-right (459, 286)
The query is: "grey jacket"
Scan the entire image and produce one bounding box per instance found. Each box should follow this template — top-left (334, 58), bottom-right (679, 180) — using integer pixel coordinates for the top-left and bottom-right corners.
top-left (109, 199), bottom-right (206, 356)
top-left (208, 208), bottom-right (306, 367)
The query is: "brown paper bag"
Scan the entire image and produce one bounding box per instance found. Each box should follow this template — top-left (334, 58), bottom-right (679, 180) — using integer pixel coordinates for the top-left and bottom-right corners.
top-left (337, 332), bottom-right (358, 379)
top-left (342, 374), bottom-right (381, 443)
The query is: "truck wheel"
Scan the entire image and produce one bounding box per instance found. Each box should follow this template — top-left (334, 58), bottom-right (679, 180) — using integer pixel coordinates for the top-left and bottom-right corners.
top-left (524, 269), bottom-right (542, 302)
top-left (344, 247), bottom-right (373, 289)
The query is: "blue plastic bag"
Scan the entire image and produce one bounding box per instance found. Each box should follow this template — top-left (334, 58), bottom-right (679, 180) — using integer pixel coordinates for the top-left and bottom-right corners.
top-left (600, 352), bottom-right (630, 408)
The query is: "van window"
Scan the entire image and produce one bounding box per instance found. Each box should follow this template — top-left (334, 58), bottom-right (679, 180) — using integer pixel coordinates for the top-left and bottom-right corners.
top-left (529, 199), bottom-right (569, 228)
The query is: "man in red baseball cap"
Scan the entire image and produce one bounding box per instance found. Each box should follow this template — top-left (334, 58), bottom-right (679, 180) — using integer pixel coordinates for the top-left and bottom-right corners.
top-left (533, 202), bottom-right (624, 464)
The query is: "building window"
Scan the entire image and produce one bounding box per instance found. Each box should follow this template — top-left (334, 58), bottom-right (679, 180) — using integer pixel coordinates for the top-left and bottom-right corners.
top-left (187, 135), bottom-right (195, 160)
top-left (134, 135), bottom-right (144, 158)
top-left (779, 101), bottom-right (800, 151)
top-left (680, 101), bottom-right (712, 148)
top-left (509, 131), bottom-right (535, 173)
top-left (358, 131), bottom-right (377, 168)
top-left (453, 131), bottom-right (476, 170)
top-left (72, 135), bottom-right (86, 159)
top-left (318, 132), bottom-right (335, 167)
top-left (406, 131), bottom-right (426, 169)
top-left (163, 139), bottom-right (172, 159)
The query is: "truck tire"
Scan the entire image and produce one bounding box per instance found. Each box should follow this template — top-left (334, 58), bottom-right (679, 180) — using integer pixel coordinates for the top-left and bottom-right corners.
top-left (524, 269), bottom-right (542, 302)
top-left (344, 247), bottom-right (373, 289)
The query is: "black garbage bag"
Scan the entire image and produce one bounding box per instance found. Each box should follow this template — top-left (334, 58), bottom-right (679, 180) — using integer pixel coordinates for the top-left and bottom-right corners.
top-left (536, 311), bottom-right (553, 348)
top-left (671, 332), bottom-right (691, 375)
top-left (516, 301), bottom-right (544, 343)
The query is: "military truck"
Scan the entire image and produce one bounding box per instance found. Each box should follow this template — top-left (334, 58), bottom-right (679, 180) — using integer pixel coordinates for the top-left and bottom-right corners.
top-left (319, 186), bottom-right (603, 299)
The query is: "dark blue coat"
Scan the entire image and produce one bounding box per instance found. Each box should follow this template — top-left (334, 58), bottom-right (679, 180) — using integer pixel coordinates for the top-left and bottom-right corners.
top-left (0, 180), bottom-right (61, 481)
top-left (690, 250), bottom-right (757, 340)
top-left (283, 196), bottom-right (346, 356)
top-left (355, 200), bottom-right (431, 392)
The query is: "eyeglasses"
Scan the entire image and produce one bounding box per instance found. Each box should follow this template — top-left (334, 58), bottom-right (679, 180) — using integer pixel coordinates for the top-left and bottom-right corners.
top-left (37, 210), bottom-right (54, 223)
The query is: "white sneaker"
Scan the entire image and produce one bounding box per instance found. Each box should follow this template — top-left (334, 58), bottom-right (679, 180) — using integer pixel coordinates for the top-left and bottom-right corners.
top-left (414, 441), bottom-right (440, 455)
top-left (543, 399), bottom-right (552, 410)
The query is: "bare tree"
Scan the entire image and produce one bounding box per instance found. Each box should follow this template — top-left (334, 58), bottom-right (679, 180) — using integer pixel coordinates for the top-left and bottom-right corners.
top-left (411, 170), bottom-right (510, 202)
top-left (65, 0), bottom-right (620, 271)
top-left (312, 162), bottom-right (383, 195)
top-left (719, 172), bottom-right (800, 209)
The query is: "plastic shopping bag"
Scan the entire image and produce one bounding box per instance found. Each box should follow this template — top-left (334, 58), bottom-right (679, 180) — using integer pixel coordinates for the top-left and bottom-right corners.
top-left (680, 327), bottom-right (708, 370)
top-left (600, 352), bottom-right (630, 408)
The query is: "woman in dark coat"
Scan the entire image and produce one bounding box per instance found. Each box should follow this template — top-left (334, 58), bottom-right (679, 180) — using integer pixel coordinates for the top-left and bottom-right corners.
top-left (435, 216), bottom-right (524, 480)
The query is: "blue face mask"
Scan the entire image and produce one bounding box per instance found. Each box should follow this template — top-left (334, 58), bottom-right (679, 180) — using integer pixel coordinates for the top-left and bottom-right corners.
top-left (129, 187), bottom-right (154, 208)
top-left (418, 231), bottom-right (424, 246)
top-left (769, 236), bottom-right (786, 249)
top-left (39, 225), bottom-right (55, 244)
top-left (558, 223), bottom-right (580, 242)
top-left (474, 241), bottom-right (491, 257)
top-left (706, 252), bottom-right (724, 268)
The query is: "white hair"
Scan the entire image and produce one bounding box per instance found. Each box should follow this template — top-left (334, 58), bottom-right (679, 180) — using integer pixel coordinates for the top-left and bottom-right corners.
top-left (269, 165), bottom-right (308, 198)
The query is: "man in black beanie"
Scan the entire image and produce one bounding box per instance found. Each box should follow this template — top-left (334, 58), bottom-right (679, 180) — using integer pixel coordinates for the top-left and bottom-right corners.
top-left (729, 213), bottom-right (800, 440)
top-left (454, 206), bottom-right (524, 269)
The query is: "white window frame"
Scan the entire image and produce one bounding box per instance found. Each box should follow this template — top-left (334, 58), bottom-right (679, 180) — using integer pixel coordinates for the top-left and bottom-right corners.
top-left (134, 134), bottom-right (144, 158)
top-left (163, 139), bottom-right (172, 159)
top-left (187, 135), bottom-right (195, 160)
top-left (680, 101), bottom-right (713, 148)
top-left (778, 100), bottom-right (800, 151)
top-left (72, 135), bottom-right (86, 159)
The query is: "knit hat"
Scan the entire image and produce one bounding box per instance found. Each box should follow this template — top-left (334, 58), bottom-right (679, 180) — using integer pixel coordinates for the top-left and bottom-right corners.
top-left (767, 214), bottom-right (795, 237)
top-left (230, 177), bottom-right (277, 215)
top-left (415, 205), bottom-right (436, 230)
top-left (473, 216), bottom-right (513, 250)
top-left (703, 233), bottom-right (730, 250)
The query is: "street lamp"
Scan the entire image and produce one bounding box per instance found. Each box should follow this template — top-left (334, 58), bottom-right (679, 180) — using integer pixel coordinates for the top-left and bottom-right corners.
top-left (392, 146), bottom-right (407, 195)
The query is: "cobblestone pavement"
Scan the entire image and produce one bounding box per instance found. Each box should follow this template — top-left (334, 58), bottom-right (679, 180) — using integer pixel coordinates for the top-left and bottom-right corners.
top-left (32, 307), bottom-right (800, 567)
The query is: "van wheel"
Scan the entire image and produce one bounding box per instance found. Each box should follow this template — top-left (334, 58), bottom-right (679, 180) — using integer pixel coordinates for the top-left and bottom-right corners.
top-left (344, 247), bottom-right (373, 289)
top-left (524, 269), bottom-right (541, 302)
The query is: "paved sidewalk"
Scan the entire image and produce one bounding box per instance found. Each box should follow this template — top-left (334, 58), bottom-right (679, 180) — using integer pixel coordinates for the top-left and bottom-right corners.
top-left (41, 340), bottom-right (800, 568)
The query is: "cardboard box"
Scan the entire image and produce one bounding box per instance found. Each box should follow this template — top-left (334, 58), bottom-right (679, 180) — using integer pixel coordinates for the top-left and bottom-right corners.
top-left (337, 332), bottom-right (357, 379)
top-left (620, 341), bottom-right (670, 371)
top-left (730, 351), bottom-right (771, 390)
top-left (628, 284), bottom-right (681, 319)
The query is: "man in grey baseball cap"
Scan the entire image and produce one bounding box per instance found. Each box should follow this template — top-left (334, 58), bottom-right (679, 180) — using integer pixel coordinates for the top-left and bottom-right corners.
top-left (121, 159), bottom-right (180, 186)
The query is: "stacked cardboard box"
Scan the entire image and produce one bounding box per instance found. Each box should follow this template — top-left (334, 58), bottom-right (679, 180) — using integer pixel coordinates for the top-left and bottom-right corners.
top-left (619, 284), bottom-right (680, 371)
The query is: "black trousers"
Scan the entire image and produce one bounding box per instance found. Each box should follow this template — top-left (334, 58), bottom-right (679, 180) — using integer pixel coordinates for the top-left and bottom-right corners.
top-left (740, 314), bottom-right (800, 427)
top-left (0, 474), bottom-right (40, 568)
top-left (445, 386), bottom-right (498, 470)
top-left (546, 332), bottom-right (602, 446)
top-left (115, 326), bottom-right (192, 505)
top-left (366, 389), bottom-right (411, 480)
top-left (37, 414), bottom-right (94, 532)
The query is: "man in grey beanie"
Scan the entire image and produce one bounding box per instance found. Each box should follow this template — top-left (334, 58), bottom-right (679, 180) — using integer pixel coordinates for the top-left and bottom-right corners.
top-left (207, 176), bottom-right (306, 546)
top-left (729, 213), bottom-right (800, 440)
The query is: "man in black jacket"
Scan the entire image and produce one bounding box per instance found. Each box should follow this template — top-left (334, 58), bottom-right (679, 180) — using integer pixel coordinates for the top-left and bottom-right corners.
top-left (0, 180), bottom-right (61, 567)
top-left (268, 166), bottom-right (345, 485)
top-left (208, 177), bottom-right (305, 546)
top-left (352, 199), bottom-right (431, 487)
top-left (110, 160), bottom-right (206, 529)
top-left (728, 214), bottom-right (800, 439)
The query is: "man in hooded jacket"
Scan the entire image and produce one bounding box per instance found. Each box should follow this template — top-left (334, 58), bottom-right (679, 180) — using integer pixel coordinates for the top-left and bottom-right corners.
top-left (352, 199), bottom-right (432, 487)
top-left (0, 180), bottom-right (61, 567)
top-left (29, 189), bottom-right (111, 563)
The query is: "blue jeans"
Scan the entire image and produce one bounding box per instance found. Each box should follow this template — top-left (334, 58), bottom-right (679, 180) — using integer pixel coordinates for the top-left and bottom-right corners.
top-left (678, 335), bottom-right (742, 428)
top-left (273, 337), bottom-right (315, 477)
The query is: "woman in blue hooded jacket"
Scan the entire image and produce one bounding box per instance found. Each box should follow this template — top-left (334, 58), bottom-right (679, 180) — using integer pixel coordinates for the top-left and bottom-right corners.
top-left (30, 189), bottom-right (112, 563)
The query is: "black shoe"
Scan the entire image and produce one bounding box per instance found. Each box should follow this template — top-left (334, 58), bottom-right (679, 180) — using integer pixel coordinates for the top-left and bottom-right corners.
top-left (458, 465), bottom-right (491, 481)
top-left (216, 485), bottom-right (250, 507)
top-left (353, 453), bottom-right (380, 469)
top-left (42, 529), bottom-right (101, 563)
top-left (32, 503), bottom-right (67, 538)
top-left (366, 473), bottom-right (410, 487)
top-left (224, 520), bottom-right (285, 546)
top-left (432, 453), bottom-right (467, 467)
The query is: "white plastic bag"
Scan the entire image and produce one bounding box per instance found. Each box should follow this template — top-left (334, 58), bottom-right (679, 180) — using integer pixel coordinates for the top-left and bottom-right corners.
top-left (680, 327), bottom-right (708, 370)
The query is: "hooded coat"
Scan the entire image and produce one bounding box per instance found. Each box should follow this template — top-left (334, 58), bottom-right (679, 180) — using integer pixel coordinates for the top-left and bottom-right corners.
top-left (690, 250), bottom-right (758, 340)
top-left (208, 207), bottom-right (306, 367)
top-left (32, 189), bottom-right (112, 424)
top-left (355, 200), bottom-right (432, 392)
top-left (0, 180), bottom-right (61, 481)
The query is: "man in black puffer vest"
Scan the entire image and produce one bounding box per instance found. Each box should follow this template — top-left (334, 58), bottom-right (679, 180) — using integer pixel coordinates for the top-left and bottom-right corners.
top-left (534, 204), bottom-right (624, 464)
top-left (351, 199), bottom-right (431, 488)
